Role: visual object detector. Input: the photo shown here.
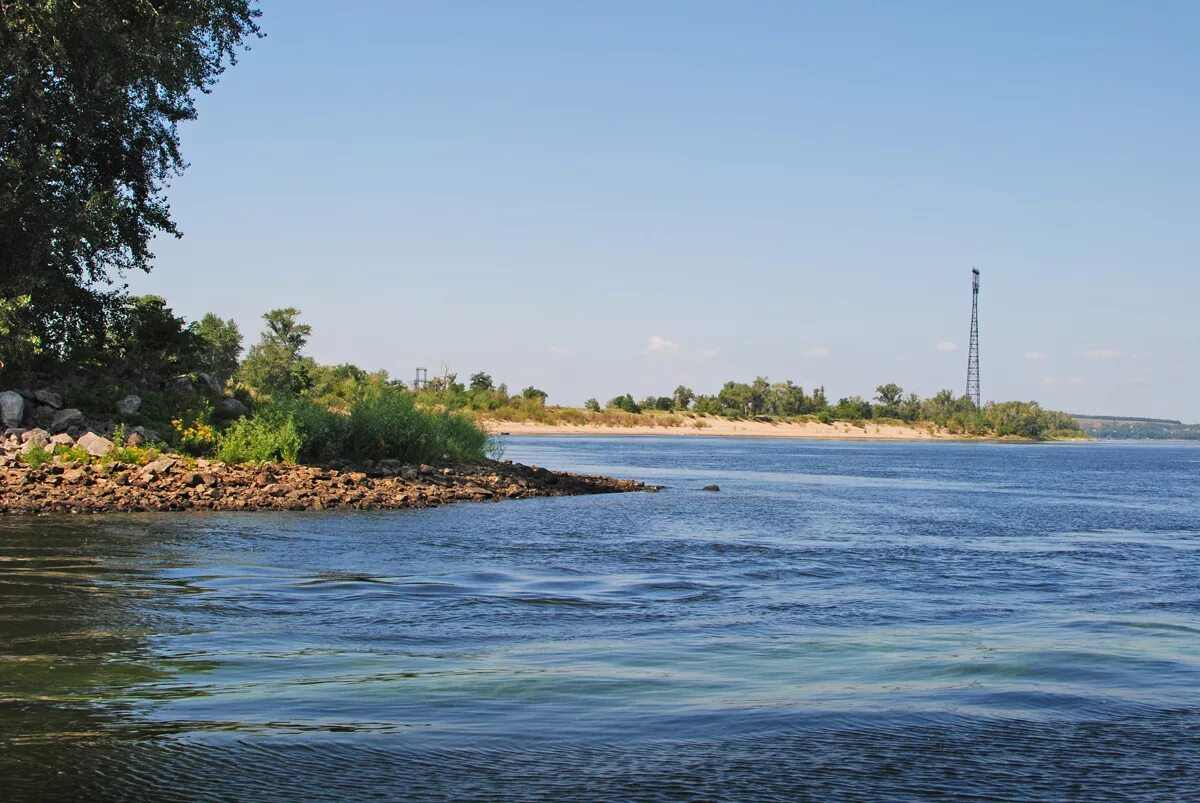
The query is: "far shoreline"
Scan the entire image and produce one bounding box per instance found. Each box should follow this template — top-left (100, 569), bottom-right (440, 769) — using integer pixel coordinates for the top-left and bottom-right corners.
top-left (484, 418), bottom-right (977, 442)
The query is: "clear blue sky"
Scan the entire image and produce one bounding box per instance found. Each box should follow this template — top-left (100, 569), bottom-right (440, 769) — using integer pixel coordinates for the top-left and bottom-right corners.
top-left (133, 1), bottom-right (1200, 421)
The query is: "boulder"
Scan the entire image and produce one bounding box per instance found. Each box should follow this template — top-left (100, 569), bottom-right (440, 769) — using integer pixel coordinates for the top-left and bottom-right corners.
top-left (21, 428), bottom-right (50, 445)
top-left (115, 395), bottom-right (142, 416)
top-left (77, 432), bottom-right (115, 457)
top-left (197, 373), bottom-right (223, 396)
top-left (49, 433), bottom-right (75, 449)
top-left (701, 484), bottom-right (720, 492)
top-left (213, 397), bottom-right (248, 420)
top-left (130, 425), bottom-right (162, 443)
top-left (142, 457), bottom-right (177, 476)
top-left (34, 389), bottom-right (64, 409)
top-left (0, 391), bottom-right (24, 428)
top-left (33, 405), bottom-right (55, 426)
top-left (125, 431), bottom-right (146, 447)
top-left (21, 431), bottom-right (50, 453)
top-left (168, 374), bottom-right (201, 398)
top-left (62, 468), bottom-right (89, 485)
top-left (49, 408), bottom-right (85, 434)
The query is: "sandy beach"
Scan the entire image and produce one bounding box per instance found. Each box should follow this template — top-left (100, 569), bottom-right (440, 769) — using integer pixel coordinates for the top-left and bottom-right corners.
top-left (482, 417), bottom-right (957, 441)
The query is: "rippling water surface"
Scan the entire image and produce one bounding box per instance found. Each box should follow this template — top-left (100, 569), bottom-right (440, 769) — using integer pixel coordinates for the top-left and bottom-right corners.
top-left (2, 437), bottom-right (1198, 800)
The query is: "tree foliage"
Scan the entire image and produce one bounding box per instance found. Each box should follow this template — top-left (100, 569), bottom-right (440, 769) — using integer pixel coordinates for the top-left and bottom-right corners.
top-left (0, 0), bottom-right (261, 370)
top-left (240, 308), bottom-right (315, 400)
top-left (190, 313), bottom-right (242, 385)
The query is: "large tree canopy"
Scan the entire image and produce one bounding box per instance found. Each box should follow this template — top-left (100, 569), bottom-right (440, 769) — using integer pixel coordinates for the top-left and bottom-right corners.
top-left (0, 0), bottom-right (260, 369)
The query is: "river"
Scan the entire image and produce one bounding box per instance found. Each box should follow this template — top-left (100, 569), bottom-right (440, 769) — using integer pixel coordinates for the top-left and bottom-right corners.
top-left (1, 437), bottom-right (1197, 800)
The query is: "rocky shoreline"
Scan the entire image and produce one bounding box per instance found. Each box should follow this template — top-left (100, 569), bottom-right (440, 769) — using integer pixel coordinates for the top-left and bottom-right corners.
top-left (0, 456), bottom-right (650, 515)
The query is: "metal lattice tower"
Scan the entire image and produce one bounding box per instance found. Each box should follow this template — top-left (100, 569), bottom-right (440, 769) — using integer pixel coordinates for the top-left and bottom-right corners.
top-left (966, 268), bottom-right (981, 408)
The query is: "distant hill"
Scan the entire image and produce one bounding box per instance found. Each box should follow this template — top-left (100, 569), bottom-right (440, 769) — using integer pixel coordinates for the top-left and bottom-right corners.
top-left (1073, 415), bottom-right (1200, 440)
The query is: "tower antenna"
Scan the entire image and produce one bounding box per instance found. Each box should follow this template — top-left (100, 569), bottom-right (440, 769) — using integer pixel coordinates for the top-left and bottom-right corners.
top-left (966, 268), bottom-right (981, 408)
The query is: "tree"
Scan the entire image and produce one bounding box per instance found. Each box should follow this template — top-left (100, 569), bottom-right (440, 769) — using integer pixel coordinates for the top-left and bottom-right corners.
top-left (875, 383), bottom-right (904, 408)
top-left (521, 386), bottom-right (548, 404)
top-left (766, 381), bottom-right (807, 417)
top-left (0, 1), bottom-right (262, 368)
top-left (584, 398), bottom-right (601, 412)
top-left (240, 308), bottom-right (314, 399)
top-left (607, 393), bottom-right (641, 413)
top-left (190, 313), bottom-right (242, 385)
top-left (672, 385), bottom-right (695, 411)
top-left (469, 372), bottom-right (494, 393)
top-left (811, 385), bottom-right (829, 411)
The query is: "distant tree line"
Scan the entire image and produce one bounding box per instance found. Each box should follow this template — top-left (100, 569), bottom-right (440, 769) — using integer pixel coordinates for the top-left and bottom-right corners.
top-left (586, 378), bottom-right (1082, 439)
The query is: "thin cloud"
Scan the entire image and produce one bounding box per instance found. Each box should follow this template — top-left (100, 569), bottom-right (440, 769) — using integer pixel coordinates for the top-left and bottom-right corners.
top-left (697, 348), bottom-right (718, 360)
top-left (799, 347), bottom-right (830, 358)
top-left (935, 341), bottom-right (957, 352)
top-left (1025, 351), bottom-right (1048, 361)
top-left (643, 335), bottom-right (681, 356)
top-left (1042, 376), bottom-right (1084, 387)
top-left (1084, 349), bottom-right (1127, 360)
top-left (546, 345), bottom-right (569, 355)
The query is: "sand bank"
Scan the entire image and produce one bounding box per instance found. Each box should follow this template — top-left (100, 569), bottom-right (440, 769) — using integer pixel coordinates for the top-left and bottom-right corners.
top-left (482, 418), bottom-right (957, 441)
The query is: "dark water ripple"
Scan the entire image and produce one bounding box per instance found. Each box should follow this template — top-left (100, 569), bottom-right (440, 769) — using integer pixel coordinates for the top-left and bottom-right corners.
top-left (1, 438), bottom-right (1198, 800)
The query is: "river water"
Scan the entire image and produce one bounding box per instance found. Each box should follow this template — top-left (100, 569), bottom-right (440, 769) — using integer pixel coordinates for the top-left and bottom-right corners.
top-left (1, 437), bottom-right (1197, 800)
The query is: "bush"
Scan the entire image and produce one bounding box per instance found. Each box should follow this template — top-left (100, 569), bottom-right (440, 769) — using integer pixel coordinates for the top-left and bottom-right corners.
top-left (216, 415), bottom-right (302, 465)
top-left (20, 445), bottom-right (52, 469)
top-left (347, 388), bottom-right (487, 463)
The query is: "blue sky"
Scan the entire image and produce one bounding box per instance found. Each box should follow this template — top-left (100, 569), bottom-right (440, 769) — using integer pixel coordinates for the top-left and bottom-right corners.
top-left (133, 1), bottom-right (1200, 421)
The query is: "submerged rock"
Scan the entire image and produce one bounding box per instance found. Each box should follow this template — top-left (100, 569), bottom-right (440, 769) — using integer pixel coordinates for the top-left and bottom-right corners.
top-left (701, 484), bottom-right (720, 492)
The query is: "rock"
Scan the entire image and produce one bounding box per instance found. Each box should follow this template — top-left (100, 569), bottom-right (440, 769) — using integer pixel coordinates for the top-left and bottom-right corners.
top-left (701, 484), bottom-right (720, 492)
top-left (21, 436), bottom-right (50, 454)
top-left (77, 432), bottom-right (115, 457)
top-left (419, 464), bottom-right (434, 475)
top-left (115, 395), bottom-right (142, 416)
top-left (62, 468), bottom-right (89, 485)
top-left (142, 457), bottom-right (177, 477)
top-left (49, 408), bottom-right (85, 434)
top-left (125, 431), bottom-right (146, 447)
top-left (197, 373), bottom-right (223, 396)
top-left (33, 405), bottom-right (55, 426)
top-left (21, 428), bottom-right (50, 445)
top-left (441, 467), bottom-right (455, 476)
top-left (130, 426), bottom-right (162, 443)
top-left (400, 467), bottom-right (419, 480)
top-left (0, 391), bottom-right (24, 428)
top-left (49, 433), bottom-right (75, 449)
top-left (184, 472), bottom-right (204, 487)
top-left (213, 397), bottom-right (248, 420)
top-left (167, 374), bottom-right (198, 398)
top-left (34, 389), bottom-right (64, 409)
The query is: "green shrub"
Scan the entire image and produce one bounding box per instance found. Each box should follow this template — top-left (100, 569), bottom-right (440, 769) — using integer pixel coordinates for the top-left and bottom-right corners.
top-left (348, 388), bottom-right (486, 463)
top-left (109, 444), bottom-right (162, 465)
top-left (21, 445), bottom-right (52, 469)
top-left (58, 446), bottom-right (93, 463)
top-left (272, 398), bottom-right (348, 462)
top-left (216, 415), bottom-right (301, 465)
